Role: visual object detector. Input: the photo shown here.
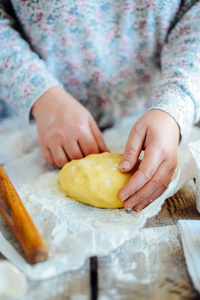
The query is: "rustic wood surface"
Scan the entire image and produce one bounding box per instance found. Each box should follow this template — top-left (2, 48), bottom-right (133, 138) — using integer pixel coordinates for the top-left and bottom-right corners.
top-left (1, 180), bottom-right (200, 300)
top-left (15, 181), bottom-right (200, 299)
top-left (1, 115), bottom-right (200, 299)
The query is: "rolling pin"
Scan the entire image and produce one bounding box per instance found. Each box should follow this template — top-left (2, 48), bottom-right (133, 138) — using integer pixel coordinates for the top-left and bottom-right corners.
top-left (0, 165), bottom-right (49, 264)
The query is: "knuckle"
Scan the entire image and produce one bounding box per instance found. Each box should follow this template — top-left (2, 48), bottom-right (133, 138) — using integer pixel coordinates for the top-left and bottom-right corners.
top-left (138, 196), bottom-right (144, 204)
top-left (151, 178), bottom-right (162, 189)
top-left (124, 147), bottom-right (138, 158)
top-left (152, 177), bottom-right (168, 190)
top-left (130, 196), bottom-right (144, 207)
top-left (55, 129), bottom-right (66, 140)
top-left (76, 122), bottom-right (87, 135)
top-left (132, 122), bottom-right (143, 135)
top-left (140, 168), bottom-right (153, 182)
top-left (45, 129), bottom-right (66, 145)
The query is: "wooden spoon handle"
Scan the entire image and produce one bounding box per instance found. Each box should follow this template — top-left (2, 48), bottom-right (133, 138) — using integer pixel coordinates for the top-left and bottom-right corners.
top-left (0, 165), bottom-right (49, 264)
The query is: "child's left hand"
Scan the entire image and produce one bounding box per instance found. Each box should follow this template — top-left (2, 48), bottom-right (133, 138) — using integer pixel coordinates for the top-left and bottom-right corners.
top-left (118, 109), bottom-right (180, 211)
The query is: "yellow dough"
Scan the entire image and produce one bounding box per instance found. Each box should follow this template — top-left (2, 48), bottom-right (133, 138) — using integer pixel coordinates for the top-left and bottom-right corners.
top-left (59, 152), bottom-right (139, 209)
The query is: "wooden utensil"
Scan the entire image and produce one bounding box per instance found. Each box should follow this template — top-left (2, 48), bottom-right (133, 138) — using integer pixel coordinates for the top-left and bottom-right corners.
top-left (0, 165), bottom-right (49, 264)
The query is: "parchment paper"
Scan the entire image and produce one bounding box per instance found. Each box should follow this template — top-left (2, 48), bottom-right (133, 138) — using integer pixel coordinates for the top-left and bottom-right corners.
top-left (178, 220), bottom-right (200, 293)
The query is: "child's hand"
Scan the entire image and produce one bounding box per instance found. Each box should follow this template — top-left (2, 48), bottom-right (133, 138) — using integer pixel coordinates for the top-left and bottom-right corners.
top-left (31, 86), bottom-right (108, 168)
top-left (118, 109), bottom-right (180, 211)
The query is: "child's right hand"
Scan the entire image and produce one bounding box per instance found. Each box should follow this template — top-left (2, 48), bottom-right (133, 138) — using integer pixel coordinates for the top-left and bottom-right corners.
top-left (31, 86), bottom-right (108, 168)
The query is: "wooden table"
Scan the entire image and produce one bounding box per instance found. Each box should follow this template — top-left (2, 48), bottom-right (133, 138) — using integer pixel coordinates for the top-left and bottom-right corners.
top-left (1, 115), bottom-right (200, 300)
top-left (1, 179), bottom-right (198, 300)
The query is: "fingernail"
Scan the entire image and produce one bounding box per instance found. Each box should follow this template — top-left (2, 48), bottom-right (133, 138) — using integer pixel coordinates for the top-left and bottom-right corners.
top-left (121, 194), bottom-right (129, 202)
top-left (134, 205), bottom-right (142, 212)
top-left (126, 207), bottom-right (132, 211)
top-left (125, 204), bottom-right (133, 210)
top-left (119, 161), bottom-right (130, 170)
top-left (124, 201), bottom-right (135, 210)
top-left (135, 208), bottom-right (142, 212)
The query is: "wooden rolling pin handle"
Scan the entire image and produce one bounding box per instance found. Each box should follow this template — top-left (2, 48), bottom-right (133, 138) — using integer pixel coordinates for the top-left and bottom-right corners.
top-left (0, 165), bottom-right (49, 264)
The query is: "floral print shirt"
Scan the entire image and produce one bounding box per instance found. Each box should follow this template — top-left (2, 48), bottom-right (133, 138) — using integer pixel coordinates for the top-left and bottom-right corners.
top-left (0, 0), bottom-right (200, 136)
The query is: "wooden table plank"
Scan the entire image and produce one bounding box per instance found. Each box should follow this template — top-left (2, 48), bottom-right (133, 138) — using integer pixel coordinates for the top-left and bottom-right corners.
top-left (146, 180), bottom-right (200, 228)
top-left (98, 225), bottom-right (199, 300)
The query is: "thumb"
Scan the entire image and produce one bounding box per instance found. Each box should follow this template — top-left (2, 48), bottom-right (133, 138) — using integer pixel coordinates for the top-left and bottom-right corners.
top-left (119, 126), bottom-right (145, 173)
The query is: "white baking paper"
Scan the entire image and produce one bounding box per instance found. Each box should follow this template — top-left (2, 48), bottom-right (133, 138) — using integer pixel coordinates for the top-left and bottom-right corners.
top-left (0, 116), bottom-right (199, 281)
top-left (188, 141), bottom-right (200, 213)
top-left (178, 220), bottom-right (200, 293)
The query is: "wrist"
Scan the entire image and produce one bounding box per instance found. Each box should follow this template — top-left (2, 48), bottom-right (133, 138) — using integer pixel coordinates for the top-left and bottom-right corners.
top-left (148, 108), bottom-right (180, 142)
top-left (31, 85), bottom-right (63, 118)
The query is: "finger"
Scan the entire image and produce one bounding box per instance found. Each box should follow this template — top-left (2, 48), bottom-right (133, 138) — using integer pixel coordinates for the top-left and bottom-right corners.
top-left (124, 179), bottom-right (167, 211)
top-left (134, 167), bottom-right (175, 211)
top-left (133, 184), bottom-right (169, 211)
top-left (123, 161), bottom-right (175, 210)
top-left (119, 123), bottom-right (146, 173)
top-left (42, 147), bottom-right (57, 168)
top-left (90, 119), bottom-right (109, 152)
top-left (133, 198), bottom-right (154, 212)
top-left (119, 145), bottom-right (162, 202)
top-left (77, 123), bottom-right (102, 156)
top-left (51, 145), bottom-right (69, 168)
top-left (63, 141), bottom-right (84, 161)
top-left (79, 135), bottom-right (99, 156)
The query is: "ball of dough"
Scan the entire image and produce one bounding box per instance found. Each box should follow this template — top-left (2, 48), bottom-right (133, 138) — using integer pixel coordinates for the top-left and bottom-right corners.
top-left (58, 152), bottom-right (139, 209)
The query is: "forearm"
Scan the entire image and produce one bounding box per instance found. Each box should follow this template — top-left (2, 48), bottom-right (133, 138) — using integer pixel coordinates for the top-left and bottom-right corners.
top-left (151, 1), bottom-right (200, 139)
top-left (0, 5), bottom-right (61, 121)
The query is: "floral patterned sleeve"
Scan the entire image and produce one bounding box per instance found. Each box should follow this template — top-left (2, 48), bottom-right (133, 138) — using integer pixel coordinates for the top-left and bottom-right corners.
top-left (151, 1), bottom-right (200, 137)
top-left (0, 4), bottom-right (61, 122)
